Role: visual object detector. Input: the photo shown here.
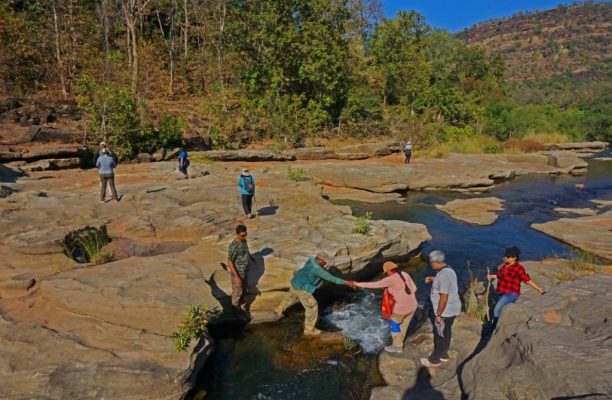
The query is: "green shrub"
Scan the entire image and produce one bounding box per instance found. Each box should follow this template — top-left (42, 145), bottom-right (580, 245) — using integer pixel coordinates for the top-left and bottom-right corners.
top-left (484, 144), bottom-right (501, 154)
top-left (287, 166), bottom-right (308, 182)
top-left (343, 337), bottom-right (358, 351)
top-left (353, 211), bottom-right (373, 235)
top-left (209, 129), bottom-right (232, 150)
top-left (173, 304), bottom-right (209, 351)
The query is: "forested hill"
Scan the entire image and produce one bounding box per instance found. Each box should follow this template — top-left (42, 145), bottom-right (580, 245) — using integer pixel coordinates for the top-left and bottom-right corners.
top-left (457, 2), bottom-right (611, 105)
top-left (0, 1), bottom-right (609, 157)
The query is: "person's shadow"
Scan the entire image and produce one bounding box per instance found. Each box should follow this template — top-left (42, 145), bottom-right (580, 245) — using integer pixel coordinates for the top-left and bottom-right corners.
top-left (403, 367), bottom-right (445, 399)
top-left (204, 270), bottom-right (234, 319)
top-left (257, 205), bottom-right (279, 217)
top-left (243, 247), bottom-right (273, 312)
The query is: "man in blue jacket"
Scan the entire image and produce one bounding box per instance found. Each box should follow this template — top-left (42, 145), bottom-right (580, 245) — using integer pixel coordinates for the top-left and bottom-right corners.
top-left (238, 168), bottom-right (255, 218)
top-left (275, 251), bottom-right (355, 335)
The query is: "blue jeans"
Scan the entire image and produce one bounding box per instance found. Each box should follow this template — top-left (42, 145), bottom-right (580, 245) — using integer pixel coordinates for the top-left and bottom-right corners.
top-left (493, 293), bottom-right (520, 318)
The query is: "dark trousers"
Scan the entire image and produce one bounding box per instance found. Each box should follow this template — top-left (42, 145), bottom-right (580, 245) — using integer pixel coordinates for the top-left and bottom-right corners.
top-left (404, 150), bottom-right (412, 164)
top-left (429, 315), bottom-right (455, 363)
top-left (100, 173), bottom-right (117, 201)
top-left (241, 194), bottom-right (253, 216)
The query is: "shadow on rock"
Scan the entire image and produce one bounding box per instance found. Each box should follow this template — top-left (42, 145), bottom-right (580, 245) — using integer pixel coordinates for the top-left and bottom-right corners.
top-left (257, 205), bottom-right (279, 216)
top-left (403, 367), bottom-right (445, 400)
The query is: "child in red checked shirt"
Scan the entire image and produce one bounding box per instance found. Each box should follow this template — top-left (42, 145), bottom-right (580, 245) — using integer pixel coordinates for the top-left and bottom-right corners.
top-left (487, 246), bottom-right (545, 330)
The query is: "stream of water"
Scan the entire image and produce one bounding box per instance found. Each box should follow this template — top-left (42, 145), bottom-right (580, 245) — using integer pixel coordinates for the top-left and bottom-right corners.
top-left (196, 156), bottom-right (611, 400)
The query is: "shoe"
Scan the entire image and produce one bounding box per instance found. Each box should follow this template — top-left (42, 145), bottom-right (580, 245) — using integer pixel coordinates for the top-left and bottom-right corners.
top-left (303, 328), bottom-right (321, 336)
top-left (420, 358), bottom-right (441, 368)
top-left (384, 346), bottom-right (402, 353)
top-left (440, 357), bottom-right (449, 362)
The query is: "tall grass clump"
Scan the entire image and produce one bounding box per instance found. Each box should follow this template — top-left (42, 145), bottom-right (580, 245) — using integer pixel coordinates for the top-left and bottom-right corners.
top-left (173, 304), bottom-right (209, 351)
top-left (353, 211), bottom-right (373, 235)
top-left (570, 251), bottom-right (597, 273)
top-left (287, 166), bottom-right (308, 182)
top-left (463, 261), bottom-right (490, 322)
top-left (76, 230), bottom-right (113, 265)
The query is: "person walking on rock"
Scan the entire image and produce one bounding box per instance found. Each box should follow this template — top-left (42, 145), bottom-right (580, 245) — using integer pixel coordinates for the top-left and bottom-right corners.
top-left (421, 250), bottom-right (461, 368)
top-left (404, 141), bottom-right (412, 164)
top-left (238, 168), bottom-right (255, 218)
top-left (177, 147), bottom-right (190, 178)
top-left (487, 246), bottom-right (545, 330)
top-left (227, 224), bottom-right (252, 311)
top-left (96, 148), bottom-right (119, 203)
top-left (356, 261), bottom-right (417, 353)
top-left (275, 251), bottom-right (355, 336)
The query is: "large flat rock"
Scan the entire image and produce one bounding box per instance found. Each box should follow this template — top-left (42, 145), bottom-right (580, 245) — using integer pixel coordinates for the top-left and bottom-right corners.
top-left (0, 161), bottom-right (430, 399)
top-left (462, 271), bottom-right (612, 399)
top-left (435, 197), bottom-right (504, 225)
top-left (532, 210), bottom-right (612, 261)
top-left (305, 152), bottom-right (589, 193)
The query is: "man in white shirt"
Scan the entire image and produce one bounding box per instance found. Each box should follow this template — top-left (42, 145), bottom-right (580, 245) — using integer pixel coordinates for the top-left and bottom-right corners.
top-left (421, 250), bottom-right (461, 368)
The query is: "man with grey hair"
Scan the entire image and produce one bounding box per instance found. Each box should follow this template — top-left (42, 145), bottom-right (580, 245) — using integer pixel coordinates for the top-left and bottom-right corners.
top-left (421, 250), bottom-right (461, 368)
top-left (275, 251), bottom-right (355, 336)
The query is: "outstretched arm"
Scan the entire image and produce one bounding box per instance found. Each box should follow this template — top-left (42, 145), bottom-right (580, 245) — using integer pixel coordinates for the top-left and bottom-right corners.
top-left (313, 266), bottom-right (346, 285)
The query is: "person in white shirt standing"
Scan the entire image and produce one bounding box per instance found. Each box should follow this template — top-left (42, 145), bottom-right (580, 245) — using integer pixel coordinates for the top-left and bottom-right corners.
top-left (421, 250), bottom-right (461, 368)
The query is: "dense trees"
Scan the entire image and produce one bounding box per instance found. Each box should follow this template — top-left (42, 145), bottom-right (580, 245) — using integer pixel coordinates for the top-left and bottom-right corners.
top-left (0, 0), bottom-right (608, 155)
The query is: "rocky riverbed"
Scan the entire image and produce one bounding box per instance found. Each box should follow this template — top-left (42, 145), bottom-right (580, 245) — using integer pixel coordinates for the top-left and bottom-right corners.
top-left (0, 145), bottom-right (609, 399)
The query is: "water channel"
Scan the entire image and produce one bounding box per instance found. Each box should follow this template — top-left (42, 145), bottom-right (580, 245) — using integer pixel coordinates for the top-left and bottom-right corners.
top-left (195, 156), bottom-right (611, 400)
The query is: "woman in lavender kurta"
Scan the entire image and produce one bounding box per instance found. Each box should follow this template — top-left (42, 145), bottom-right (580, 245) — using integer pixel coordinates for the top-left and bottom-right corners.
top-left (357, 261), bottom-right (417, 353)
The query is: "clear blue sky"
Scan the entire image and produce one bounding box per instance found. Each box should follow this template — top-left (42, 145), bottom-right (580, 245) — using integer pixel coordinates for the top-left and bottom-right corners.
top-left (382, 0), bottom-right (590, 32)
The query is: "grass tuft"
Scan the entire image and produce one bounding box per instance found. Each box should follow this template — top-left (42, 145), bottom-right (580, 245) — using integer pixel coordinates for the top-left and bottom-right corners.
top-left (570, 251), bottom-right (597, 273)
top-left (287, 166), bottom-right (309, 182)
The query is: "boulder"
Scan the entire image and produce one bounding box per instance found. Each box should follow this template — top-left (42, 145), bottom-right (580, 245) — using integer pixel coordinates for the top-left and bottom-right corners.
top-left (462, 274), bottom-right (612, 399)
top-left (543, 141), bottom-right (608, 152)
top-left (198, 149), bottom-right (295, 161)
top-left (136, 153), bottom-right (154, 163)
top-left (544, 151), bottom-right (589, 170)
top-left (288, 147), bottom-right (338, 160)
top-left (152, 148), bottom-right (167, 162)
top-left (371, 313), bottom-right (482, 400)
top-left (21, 157), bottom-right (82, 171)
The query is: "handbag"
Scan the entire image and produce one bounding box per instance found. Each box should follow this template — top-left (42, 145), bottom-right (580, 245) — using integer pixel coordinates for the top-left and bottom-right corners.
top-left (381, 289), bottom-right (395, 319)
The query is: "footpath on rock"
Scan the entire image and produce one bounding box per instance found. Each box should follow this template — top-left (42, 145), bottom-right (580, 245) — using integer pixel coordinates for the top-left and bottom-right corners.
top-left (0, 142), bottom-right (609, 399)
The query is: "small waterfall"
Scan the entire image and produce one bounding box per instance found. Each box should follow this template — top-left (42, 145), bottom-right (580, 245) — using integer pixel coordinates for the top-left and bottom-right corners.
top-left (321, 291), bottom-right (390, 354)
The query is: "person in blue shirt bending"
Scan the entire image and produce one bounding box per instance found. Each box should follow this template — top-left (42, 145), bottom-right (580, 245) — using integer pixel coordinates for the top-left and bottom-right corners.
top-left (238, 168), bottom-right (255, 218)
top-left (275, 251), bottom-right (355, 336)
top-left (177, 148), bottom-right (189, 178)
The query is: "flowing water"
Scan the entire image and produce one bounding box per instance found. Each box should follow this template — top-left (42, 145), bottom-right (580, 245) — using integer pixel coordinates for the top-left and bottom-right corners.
top-left (196, 156), bottom-right (611, 400)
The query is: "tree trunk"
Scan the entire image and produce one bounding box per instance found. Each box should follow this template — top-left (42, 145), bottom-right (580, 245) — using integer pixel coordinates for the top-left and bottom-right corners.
top-left (51, 0), bottom-right (68, 98)
top-left (183, 0), bottom-right (188, 58)
top-left (214, 0), bottom-right (227, 111)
